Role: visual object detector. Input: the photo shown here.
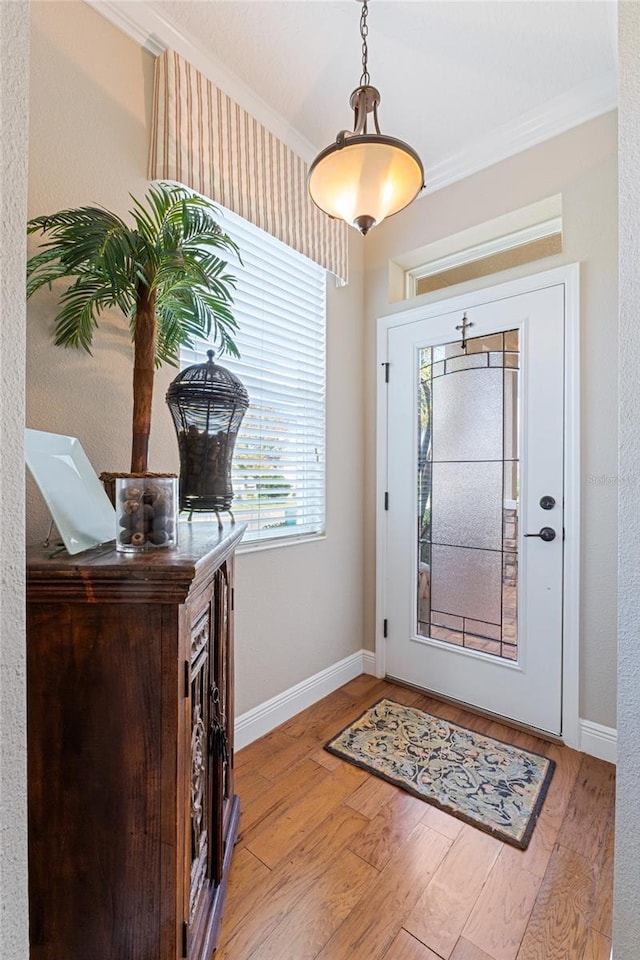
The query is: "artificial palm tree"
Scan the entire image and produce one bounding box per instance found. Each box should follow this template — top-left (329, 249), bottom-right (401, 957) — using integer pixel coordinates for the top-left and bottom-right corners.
top-left (26, 182), bottom-right (240, 473)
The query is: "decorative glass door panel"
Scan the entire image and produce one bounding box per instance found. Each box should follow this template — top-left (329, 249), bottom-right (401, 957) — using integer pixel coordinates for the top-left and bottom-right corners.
top-left (417, 331), bottom-right (519, 660)
top-left (384, 282), bottom-right (565, 735)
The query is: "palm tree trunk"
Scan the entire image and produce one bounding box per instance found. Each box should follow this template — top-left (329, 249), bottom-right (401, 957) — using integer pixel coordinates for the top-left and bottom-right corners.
top-left (130, 281), bottom-right (157, 473)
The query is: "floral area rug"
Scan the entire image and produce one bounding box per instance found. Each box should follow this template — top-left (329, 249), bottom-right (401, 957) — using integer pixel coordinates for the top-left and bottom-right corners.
top-left (325, 698), bottom-right (555, 849)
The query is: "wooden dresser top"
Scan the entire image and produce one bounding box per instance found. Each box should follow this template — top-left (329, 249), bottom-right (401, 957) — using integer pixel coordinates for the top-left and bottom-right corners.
top-left (27, 520), bottom-right (246, 603)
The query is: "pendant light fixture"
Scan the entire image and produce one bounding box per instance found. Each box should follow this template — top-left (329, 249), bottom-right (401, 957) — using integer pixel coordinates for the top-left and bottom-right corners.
top-left (307, 0), bottom-right (425, 236)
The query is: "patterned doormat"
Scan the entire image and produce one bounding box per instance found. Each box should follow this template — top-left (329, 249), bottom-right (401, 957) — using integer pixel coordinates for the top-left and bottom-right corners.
top-left (325, 698), bottom-right (555, 849)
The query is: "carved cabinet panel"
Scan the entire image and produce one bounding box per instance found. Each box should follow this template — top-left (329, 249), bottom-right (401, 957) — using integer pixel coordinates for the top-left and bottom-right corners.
top-left (190, 608), bottom-right (213, 922)
top-left (186, 562), bottom-right (237, 960)
top-left (26, 523), bottom-right (244, 960)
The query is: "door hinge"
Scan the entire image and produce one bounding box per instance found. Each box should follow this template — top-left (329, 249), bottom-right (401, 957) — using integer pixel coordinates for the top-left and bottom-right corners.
top-left (184, 661), bottom-right (190, 699)
top-left (382, 362), bottom-right (389, 383)
top-left (383, 619), bottom-right (388, 638)
top-left (231, 586), bottom-right (235, 611)
top-left (384, 491), bottom-right (389, 511)
top-left (181, 920), bottom-right (188, 958)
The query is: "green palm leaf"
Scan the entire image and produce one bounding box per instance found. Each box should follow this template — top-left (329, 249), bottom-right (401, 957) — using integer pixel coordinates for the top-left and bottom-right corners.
top-left (53, 275), bottom-right (116, 353)
top-left (26, 181), bottom-right (241, 471)
top-left (27, 183), bottom-right (239, 471)
top-left (27, 182), bottom-right (239, 355)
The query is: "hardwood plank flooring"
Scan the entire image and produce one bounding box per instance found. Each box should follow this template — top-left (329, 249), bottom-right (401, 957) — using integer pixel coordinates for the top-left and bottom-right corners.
top-left (515, 844), bottom-right (596, 960)
top-left (556, 754), bottom-right (615, 868)
top-left (218, 805), bottom-right (371, 959)
top-left (223, 677), bottom-right (615, 960)
top-left (421, 802), bottom-right (465, 841)
top-left (404, 825), bottom-right (501, 958)
top-left (347, 790), bottom-right (426, 870)
top-left (583, 929), bottom-right (613, 960)
top-left (314, 823), bottom-right (452, 960)
top-left (462, 853), bottom-right (541, 960)
top-left (451, 939), bottom-right (497, 960)
top-left (235, 758), bottom-right (329, 850)
top-left (246, 760), bottom-right (366, 868)
top-left (591, 825), bottom-right (614, 939)
top-left (346, 772), bottom-right (399, 818)
top-left (250, 850), bottom-right (377, 960)
top-left (382, 930), bottom-right (444, 960)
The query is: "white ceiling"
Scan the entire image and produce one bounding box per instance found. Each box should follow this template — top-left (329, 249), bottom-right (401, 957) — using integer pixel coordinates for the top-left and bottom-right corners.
top-left (95, 1), bottom-right (618, 190)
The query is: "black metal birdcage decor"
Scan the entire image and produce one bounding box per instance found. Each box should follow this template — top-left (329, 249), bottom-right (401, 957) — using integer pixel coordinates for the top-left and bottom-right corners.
top-left (166, 350), bottom-right (249, 518)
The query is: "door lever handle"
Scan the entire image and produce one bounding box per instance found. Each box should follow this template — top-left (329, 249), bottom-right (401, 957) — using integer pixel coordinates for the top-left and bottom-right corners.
top-left (524, 527), bottom-right (556, 542)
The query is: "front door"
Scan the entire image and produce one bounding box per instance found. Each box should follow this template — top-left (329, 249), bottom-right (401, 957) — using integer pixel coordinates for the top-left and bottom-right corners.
top-left (383, 283), bottom-right (565, 734)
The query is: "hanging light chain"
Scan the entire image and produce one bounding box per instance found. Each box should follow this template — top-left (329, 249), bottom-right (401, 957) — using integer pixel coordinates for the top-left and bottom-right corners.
top-left (306, 0), bottom-right (425, 235)
top-left (360, 0), bottom-right (370, 87)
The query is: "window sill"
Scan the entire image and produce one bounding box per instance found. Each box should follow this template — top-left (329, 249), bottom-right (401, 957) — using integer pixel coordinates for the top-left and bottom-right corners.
top-left (236, 531), bottom-right (326, 556)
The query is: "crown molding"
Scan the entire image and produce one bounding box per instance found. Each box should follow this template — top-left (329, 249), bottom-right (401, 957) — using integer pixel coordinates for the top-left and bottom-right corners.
top-left (85, 0), bottom-right (318, 163)
top-left (86, 1), bottom-right (617, 188)
top-left (85, 0), bottom-right (165, 55)
top-left (423, 73), bottom-right (618, 196)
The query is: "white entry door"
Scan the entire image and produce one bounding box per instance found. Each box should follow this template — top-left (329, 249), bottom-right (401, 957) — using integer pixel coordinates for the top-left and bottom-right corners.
top-left (384, 282), bottom-right (565, 735)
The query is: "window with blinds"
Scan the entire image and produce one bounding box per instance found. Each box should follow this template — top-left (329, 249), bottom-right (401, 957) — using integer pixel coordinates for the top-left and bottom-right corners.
top-left (180, 204), bottom-right (327, 545)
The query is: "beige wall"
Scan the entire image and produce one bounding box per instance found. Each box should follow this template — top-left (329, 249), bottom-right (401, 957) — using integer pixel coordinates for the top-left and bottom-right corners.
top-left (26, 1), bottom-right (365, 716)
top-left (27, 1), bottom-right (157, 495)
top-left (0, 3), bottom-right (30, 958)
top-left (364, 111), bottom-right (618, 729)
top-left (234, 233), bottom-right (364, 712)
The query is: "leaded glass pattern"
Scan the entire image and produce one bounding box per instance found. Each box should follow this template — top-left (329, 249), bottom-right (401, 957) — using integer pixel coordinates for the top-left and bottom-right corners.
top-left (417, 329), bottom-right (519, 660)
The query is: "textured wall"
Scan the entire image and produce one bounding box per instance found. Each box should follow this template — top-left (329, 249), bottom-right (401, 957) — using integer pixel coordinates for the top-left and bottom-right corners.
top-left (364, 111), bottom-right (618, 729)
top-left (615, 5), bottom-right (640, 957)
top-left (27, 0), bottom-right (159, 505)
top-left (0, 2), bottom-right (29, 958)
top-left (26, 1), bottom-right (365, 717)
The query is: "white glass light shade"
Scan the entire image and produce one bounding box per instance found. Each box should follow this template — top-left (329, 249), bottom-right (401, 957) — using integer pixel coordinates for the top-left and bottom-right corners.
top-left (308, 135), bottom-right (424, 235)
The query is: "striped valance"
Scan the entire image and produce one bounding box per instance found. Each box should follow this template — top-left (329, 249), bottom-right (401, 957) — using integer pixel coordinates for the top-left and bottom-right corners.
top-left (149, 49), bottom-right (348, 283)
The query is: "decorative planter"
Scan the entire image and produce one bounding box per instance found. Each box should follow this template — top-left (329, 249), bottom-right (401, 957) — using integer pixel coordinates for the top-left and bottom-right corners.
top-left (166, 351), bottom-right (249, 517)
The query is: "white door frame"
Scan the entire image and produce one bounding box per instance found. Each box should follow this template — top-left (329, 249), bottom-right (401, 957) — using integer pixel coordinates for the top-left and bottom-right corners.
top-left (375, 263), bottom-right (581, 748)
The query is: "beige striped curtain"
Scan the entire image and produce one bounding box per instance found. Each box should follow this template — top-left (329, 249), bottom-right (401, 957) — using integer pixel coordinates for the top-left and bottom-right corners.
top-left (149, 49), bottom-right (348, 283)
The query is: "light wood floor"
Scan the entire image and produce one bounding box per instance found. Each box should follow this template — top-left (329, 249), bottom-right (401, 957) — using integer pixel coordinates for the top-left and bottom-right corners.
top-left (220, 676), bottom-right (615, 960)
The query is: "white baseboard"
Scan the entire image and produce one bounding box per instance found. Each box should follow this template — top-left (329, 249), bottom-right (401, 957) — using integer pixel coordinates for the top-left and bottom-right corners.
top-left (235, 648), bottom-right (377, 751)
top-left (235, 654), bottom-right (617, 765)
top-left (580, 718), bottom-right (617, 764)
top-left (362, 649), bottom-right (377, 676)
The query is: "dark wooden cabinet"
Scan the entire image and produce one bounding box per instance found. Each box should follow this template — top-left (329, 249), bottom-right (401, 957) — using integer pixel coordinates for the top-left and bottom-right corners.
top-left (26, 521), bottom-right (245, 960)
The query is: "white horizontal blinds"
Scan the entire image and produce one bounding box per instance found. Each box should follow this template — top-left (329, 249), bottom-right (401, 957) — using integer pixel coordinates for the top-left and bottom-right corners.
top-left (149, 48), bottom-right (348, 283)
top-left (181, 204), bottom-right (326, 544)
